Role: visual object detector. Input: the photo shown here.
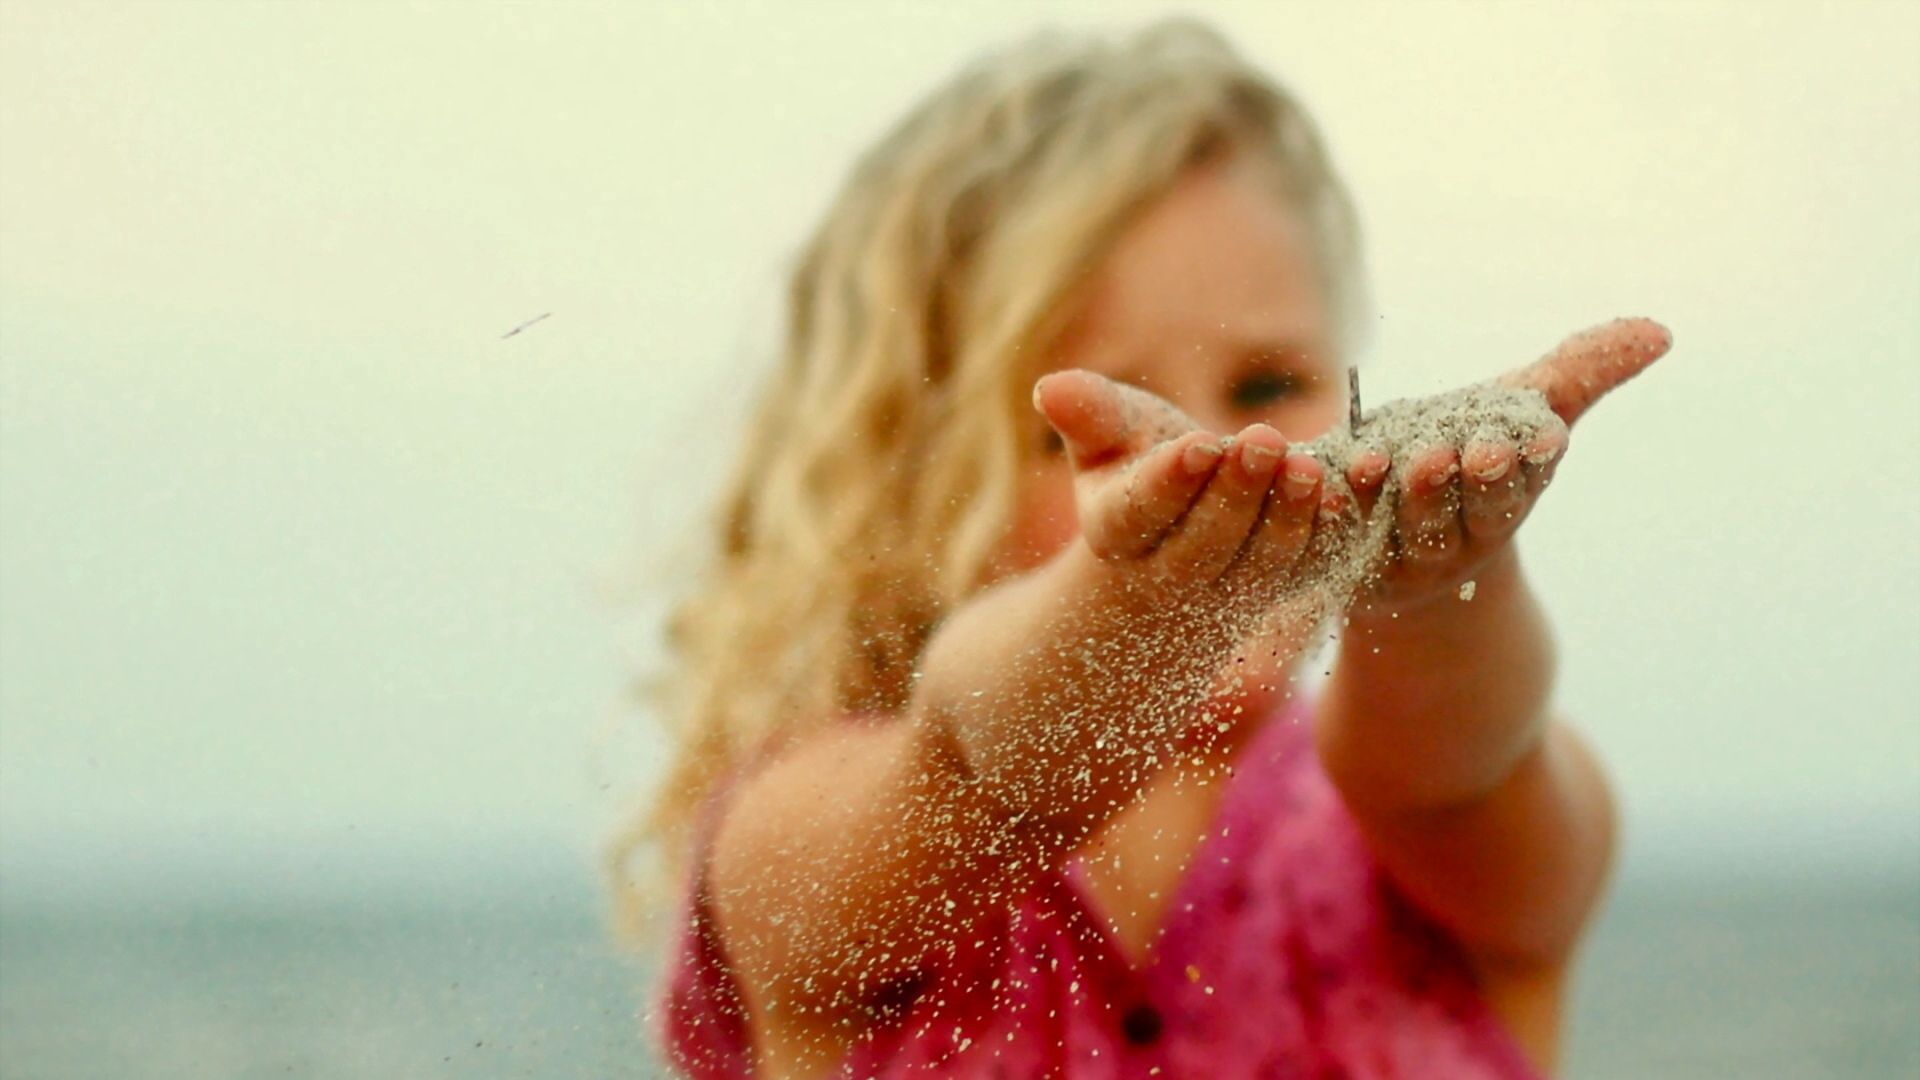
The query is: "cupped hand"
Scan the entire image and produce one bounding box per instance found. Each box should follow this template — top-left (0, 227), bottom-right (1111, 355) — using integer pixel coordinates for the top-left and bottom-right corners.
top-left (1030, 370), bottom-right (1335, 618)
top-left (1342, 317), bottom-right (1673, 612)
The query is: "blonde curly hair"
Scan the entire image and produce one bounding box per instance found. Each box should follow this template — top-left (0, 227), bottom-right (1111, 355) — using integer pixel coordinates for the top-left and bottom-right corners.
top-left (608, 16), bottom-right (1366, 939)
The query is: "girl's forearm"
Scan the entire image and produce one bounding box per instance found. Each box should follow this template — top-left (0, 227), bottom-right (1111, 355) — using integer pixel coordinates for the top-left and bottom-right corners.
top-left (1318, 548), bottom-right (1557, 812)
top-left (910, 543), bottom-right (1238, 840)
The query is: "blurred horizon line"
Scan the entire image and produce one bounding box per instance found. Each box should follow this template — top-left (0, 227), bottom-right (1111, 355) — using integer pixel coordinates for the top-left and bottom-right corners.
top-left (3, 813), bottom-right (1913, 917)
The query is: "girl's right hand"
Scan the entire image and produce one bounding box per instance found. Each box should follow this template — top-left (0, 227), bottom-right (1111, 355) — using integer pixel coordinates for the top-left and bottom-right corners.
top-left (1031, 370), bottom-right (1333, 617)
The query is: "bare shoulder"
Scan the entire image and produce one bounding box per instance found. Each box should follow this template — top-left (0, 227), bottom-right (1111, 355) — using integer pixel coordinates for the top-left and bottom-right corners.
top-left (708, 719), bottom-right (921, 888)
top-left (707, 715), bottom-right (932, 928)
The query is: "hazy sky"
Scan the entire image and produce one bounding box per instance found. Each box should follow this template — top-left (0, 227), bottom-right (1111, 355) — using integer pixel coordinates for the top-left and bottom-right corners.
top-left (2, 1), bottom-right (1915, 901)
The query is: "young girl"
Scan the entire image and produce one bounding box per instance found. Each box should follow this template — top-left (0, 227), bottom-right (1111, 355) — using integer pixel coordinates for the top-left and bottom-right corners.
top-left (620, 19), bottom-right (1670, 1079)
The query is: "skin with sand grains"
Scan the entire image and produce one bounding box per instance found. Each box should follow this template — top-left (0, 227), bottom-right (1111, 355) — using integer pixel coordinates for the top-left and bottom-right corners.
top-left (1031, 315), bottom-right (1672, 634)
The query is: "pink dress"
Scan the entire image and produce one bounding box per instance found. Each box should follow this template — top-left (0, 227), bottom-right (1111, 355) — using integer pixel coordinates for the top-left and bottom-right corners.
top-left (653, 696), bottom-right (1544, 1078)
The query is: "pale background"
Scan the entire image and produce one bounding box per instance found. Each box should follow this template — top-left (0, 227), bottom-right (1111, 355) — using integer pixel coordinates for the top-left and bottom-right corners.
top-left (2, 2), bottom-right (1915, 1078)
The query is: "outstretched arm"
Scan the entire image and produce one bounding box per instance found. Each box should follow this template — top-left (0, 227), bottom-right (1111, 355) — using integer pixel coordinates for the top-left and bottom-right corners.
top-left (1316, 317), bottom-right (1671, 967)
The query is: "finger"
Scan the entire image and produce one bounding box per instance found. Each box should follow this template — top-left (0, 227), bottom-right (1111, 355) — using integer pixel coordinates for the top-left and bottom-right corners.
top-left (1520, 416), bottom-right (1570, 500)
top-left (1345, 449), bottom-right (1390, 519)
top-left (1395, 444), bottom-right (1463, 567)
top-left (1229, 449), bottom-right (1321, 581)
top-left (1033, 369), bottom-right (1197, 471)
top-left (1498, 317), bottom-right (1672, 426)
top-left (1093, 432), bottom-right (1225, 559)
top-left (1155, 425), bottom-right (1283, 579)
top-left (1460, 437), bottom-right (1526, 540)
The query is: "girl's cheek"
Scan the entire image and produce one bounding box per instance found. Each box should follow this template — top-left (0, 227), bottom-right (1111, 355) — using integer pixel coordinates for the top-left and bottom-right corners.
top-left (1025, 499), bottom-right (1079, 561)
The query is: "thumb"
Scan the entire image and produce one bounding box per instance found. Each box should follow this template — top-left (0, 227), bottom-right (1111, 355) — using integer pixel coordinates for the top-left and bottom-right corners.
top-left (1033, 369), bottom-right (1196, 471)
top-left (1499, 317), bottom-right (1674, 426)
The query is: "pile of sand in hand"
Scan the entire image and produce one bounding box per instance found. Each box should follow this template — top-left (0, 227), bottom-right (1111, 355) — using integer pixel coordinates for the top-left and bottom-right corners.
top-left (1278, 380), bottom-right (1559, 620)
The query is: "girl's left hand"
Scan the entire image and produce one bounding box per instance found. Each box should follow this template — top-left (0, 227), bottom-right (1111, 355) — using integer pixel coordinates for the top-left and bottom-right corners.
top-left (1343, 317), bottom-right (1673, 613)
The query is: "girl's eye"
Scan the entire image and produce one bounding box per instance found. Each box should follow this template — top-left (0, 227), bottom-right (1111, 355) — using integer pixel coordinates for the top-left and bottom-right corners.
top-left (1228, 371), bottom-right (1303, 410)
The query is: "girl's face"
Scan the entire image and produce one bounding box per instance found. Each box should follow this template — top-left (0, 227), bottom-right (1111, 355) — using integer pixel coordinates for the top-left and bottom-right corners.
top-left (994, 155), bottom-right (1348, 579)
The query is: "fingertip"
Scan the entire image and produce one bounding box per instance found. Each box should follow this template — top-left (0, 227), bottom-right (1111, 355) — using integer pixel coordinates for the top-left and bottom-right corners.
top-left (1241, 443), bottom-right (1282, 480)
top-left (1031, 369), bottom-right (1086, 417)
top-left (1614, 316), bottom-right (1674, 358)
top-left (1523, 424), bottom-right (1569, 465)
top-left (1462, 441), bottom-right (1513, 484)
top-left (1283, 452), bottom-right (1322, 502)
top-left (1647, 323), bottom-right (1674, 359)
top-left (1030, 371), bottom-right (1062, 423)
top-left (1539, 410), bottom-right (1571, 446)
top-left (1237, 422), bottom-right (1286, 453)
top-left (1644, 318), bottom-right (1674, 351)
top-left (1179, 436), bottom-right (1226, 477)
top-left (1347, 450), bottom-right (1389, 491)
top-left (1410, 446), bottom-right (1460, 493)
top-left (1031, 369), bottom-right (1129, 465)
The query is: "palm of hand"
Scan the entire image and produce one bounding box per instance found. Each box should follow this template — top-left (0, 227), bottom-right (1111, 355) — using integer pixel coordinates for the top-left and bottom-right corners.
top-left (1033, 372), bottom-right (1329, 621)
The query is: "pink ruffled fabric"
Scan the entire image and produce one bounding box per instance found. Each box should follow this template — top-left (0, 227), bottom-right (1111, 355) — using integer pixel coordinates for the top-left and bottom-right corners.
top-left (655, 696), bottom-right (1543, 1079)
